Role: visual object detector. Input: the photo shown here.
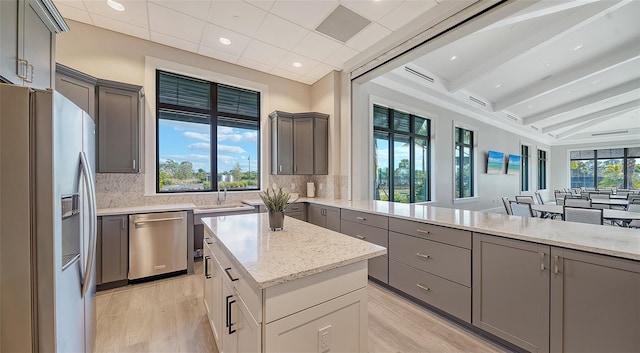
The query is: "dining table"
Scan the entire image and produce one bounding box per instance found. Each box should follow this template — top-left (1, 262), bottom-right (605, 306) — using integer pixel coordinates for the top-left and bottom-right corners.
top-left (531, 204), bottom-right (640, 227)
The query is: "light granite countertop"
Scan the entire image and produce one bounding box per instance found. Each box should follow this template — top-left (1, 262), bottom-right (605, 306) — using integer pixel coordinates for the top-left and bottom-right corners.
top-left (201, 213), bottom-right (387, 289)
top-left (97, 203), bottom-right (196, 216)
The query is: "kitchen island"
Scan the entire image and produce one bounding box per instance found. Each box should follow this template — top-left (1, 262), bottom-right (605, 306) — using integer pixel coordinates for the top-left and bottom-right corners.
top-left (200, 213), bottom-right (386, 353)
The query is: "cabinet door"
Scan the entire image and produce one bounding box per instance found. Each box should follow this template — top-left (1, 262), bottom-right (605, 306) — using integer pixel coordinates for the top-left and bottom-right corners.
top-left (0, 0), bottom-right (20, 84)
top-left (313, 117), bottom-right (328, 175)
top-left (472, 233), bottom-right (550, 353)
top-left (273, 117), bottom-right (292, 174)
top-left (307, 204), bottom-right (325, 228)
top-left (100, 215), bottom-right (128, 283)
top-left (210, 256), bottom-right (223, 347)
top-left (203, 245), bottom-right (213, 322)
top-left (550, 248), bottom-right (640, 353)
top-left (55, 67), bottom-right (96, 120)
top-left (96, 217), bottom-right (103, 285)
top-left (22, 0), bottom-right (52, 89)
top-left (293, 118), bottom-right (313, 174)
top-left (97, 85), bottom-right (140, 173)
top-left (236, 297), bottom-right (260, 353)
top-left (325, 206), bottom-right (341, 232)
top-left (221, 278), bottom-right (237, 353)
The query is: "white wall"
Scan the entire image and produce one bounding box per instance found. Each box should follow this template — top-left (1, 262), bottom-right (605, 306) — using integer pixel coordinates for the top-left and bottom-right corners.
top-left (352, 82), bottom-right (551, 211)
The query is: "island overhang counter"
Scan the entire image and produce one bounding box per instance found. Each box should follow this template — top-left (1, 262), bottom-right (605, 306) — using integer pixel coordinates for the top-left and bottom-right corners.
top-left (200, 213), bottom-right (386, 353)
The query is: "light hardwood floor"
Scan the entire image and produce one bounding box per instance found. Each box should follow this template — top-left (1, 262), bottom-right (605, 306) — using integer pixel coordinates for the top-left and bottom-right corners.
top-left (95, 262), bottom-right (506, 353)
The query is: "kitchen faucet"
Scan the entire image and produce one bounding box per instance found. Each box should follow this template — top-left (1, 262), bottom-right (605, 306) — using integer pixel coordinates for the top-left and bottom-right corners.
top-left (217, 182), bottom-right (227, 205)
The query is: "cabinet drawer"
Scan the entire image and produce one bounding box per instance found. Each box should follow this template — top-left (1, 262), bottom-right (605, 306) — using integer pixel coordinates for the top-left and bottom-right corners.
top-left (285, 202), bottom-right (306, 212)
top-left (340, 220), bottom-right (388, 248)
top-left (368, 256), bottom-right (388, 284)
top-left (389, 218), bottom-right (471, 249)
top-left (389, 260), bottom-right (470, 322)
top-left (389, 232), bottom-right (470, 286)
top-left (285, 211), bottom-right (305, 221)
top-left (341, 209), bottom-right (388, 229)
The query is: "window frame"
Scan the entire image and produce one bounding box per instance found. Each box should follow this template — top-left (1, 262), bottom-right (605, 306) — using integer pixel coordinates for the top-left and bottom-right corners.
top-left (155, 69), bottom-right (261, 194)
top-left (372, 104), bottom-right (432, 203)
top-left (521, 144), bottom-right (530, 192)
top-left (453, 125), bottom-right (475, 199)
top-left (537, 148), bottom-right (548, 190)
top-left (569, 147), bottom-right (639, 189)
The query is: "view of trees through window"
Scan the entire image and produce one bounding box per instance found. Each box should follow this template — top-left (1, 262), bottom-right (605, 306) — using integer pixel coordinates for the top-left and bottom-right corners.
top-left (373, 105), bottom-right (430, 203)
top-left (570, 148), bottom-right (640, 189)
top-left (454, 127), bottom-right (474, 198)
top-left (156, 71), bottom-right (260, 193)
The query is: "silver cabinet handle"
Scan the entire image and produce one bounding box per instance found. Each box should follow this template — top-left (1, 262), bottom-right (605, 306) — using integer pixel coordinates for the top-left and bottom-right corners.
top-left (554, 255), bottom-right (559, 274)
top-left (132, 159), bottom-right (136, 170)
top-left (25, 63), bottom-right (34, 83)
top-left (540, 252), bottom-right (546, 271)
top-left (294, 165), bottom-right (297, 173)
top-left (134, 216), bottom-right (183, 226)
top-left (356, 216), bottom-right (366, 221)
top-left (279, 165), bottom-right (282, 172)
top-left (355, 234), bottom-right (365, 240)
top-left (121, 218), bottom-right (125, 230)
top-left (17, 59), bottom-right (28, 80)
top-left (416, 283), bottom-right (430, 292)
top-left (416, 253), bottom-right (430, 260)
top-left (416, 229), bottom-right (430, 235)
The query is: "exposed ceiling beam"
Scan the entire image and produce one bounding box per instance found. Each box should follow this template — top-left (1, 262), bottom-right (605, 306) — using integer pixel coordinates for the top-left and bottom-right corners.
top-left (494, 45), bottom-right (640, 111)
top-left (555, 114), bottom-right (631, 140)
top-left (448, 0), bottom-right (620, 93)
top-left (541, 100), bottom-right (639, 133)
top-left (522, 78), bottom-right (640, 125)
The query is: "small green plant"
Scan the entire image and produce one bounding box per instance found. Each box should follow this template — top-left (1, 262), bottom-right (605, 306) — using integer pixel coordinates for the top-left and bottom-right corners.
top-left (259, 187), bottom-right (291, 212)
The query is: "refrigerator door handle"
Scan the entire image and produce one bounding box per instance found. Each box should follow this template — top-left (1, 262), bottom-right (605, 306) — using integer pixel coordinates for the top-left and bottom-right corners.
top-left (80, 151), bottom-right (97, 298)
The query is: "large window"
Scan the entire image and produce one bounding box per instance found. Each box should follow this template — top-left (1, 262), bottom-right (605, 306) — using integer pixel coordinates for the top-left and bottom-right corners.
top-left (521, 144), bottom-right (529, 192)
top-left (373, 105), bottom-right (431, 203)
top-left (454, 127), bottom-right (474, 198)
top-left (156, 71), bottom-right (260, 193)
top-left (537, 149), bottom-right (547, 190)
top-left (570, 148), bottom-right (640, 189)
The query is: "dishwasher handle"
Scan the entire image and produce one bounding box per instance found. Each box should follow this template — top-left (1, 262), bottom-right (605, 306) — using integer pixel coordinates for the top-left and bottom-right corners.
top-left (133, 216), bottom-right (184, 227)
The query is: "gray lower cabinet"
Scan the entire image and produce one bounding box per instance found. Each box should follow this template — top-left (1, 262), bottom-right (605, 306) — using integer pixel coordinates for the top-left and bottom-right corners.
top-left (55, 63), bottom-right (97, 120)
top-left (97, 79), bottom-right (143, 173)
top-left (550, 248), bottom-right (640, 353)
top-left (285, 202), bottom-right (307, 221)
top-left (340, 219), bottom-right (389, 283)
top-left (307, 204), bottom-right (340, 232)
top-left (97, 215), bottom-right (129, 286)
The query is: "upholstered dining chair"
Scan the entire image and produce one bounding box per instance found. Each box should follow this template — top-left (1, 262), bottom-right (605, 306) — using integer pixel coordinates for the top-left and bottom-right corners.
top-left (515, 195), bottom-right (535, 204)
top-left (564, 198), bottom-right (591, 207)
top-left (534, 192), bottom-right (544, 205)
top-left (510, 201), bottom-right (535, 218)
top-left (563, 206), bottom-right (603, 225)
top-left (627, 204), bottom-right (640, 228)
top-left (502, 197), bottom-right (512, 215)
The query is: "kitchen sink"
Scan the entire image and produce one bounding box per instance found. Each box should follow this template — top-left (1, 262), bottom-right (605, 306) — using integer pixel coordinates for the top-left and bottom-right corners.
top-left (194, 203), bottom-right (256, 214)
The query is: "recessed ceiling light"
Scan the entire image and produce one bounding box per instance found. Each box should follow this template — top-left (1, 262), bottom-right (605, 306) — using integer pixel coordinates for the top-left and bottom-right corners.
top-left (495, 83), bottom-right (502, 88)
top-left (545, 63), bottom-right (550, 67)
top-left (219, 37), bottom-right (231, 45)
top-left (573, 44), bottom-right (584, 51)
top-left (450, 55), bottom-right (457, 61)
top-left (293, 62), bottom-right (302, 68)
top-left (592, 79), bottom-right (600, 84)
top-left (106, 0), bottom-right (125, 11)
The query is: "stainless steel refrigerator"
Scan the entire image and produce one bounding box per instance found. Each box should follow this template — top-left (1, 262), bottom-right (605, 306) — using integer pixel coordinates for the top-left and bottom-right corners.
top-left (0, 83), bottom-right (97, 352)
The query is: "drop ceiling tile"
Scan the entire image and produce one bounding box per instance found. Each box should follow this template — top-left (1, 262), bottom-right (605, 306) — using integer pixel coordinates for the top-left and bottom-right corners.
top-left (201, 23), bottom-right (251, 57)
top-left (323, 45), bottom-right (359, 68)
top-left (83, 0), bottom-right (149, 28)
top-left (379, 0), bottom-right (438, 31)
top-left (254, 14), bottom-right (309, 50)
top-left (270, 67), bottom-right (302, 82)
top-left (244, 0), bottom-right (275, 12)
top-left (341, 0), bottom-right (403, 22)
top-left (305, 62), bottom-right (334, 80)
top-left (270, 0), bottom-right (337, 30)
top-left (292, 31), bottom-right (342, 62)
top-left (276, 52), bottom-right (320, 76)
top-left (151, 31), bottom-right (199, 52)
top-left (54, 0), bottom-right (86, 11)
top-left (207, 1), bottom-right (268, 37)
top-left (198, 45), bottom-right (240, 64)
top-left (91, 14), bottom-right (150, 40)
top-left (148, 3), bottom-right (205, 43)
top-left (346, 23), bottom-right (391, 52)
top-left (55, 3), bottom-right (93, 24)
top-left (299, 76), bottom-right (318, 85)
top-left (236, 57), bottom-right (274, 74)
top-left (241, 40), bottom-right (288, 67)
top-left (149, 0), bottom-right (212, 20)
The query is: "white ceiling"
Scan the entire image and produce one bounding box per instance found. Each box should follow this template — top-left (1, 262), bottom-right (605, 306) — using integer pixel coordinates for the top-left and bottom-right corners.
top-left (372, 0), bottom-right (640, 145)
top-left (52, 0), bottom-right (441, 85)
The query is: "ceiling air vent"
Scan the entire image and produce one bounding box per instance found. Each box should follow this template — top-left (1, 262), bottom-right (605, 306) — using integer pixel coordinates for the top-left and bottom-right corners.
top-left (591, 130), bottom-right (628, 136)
top-left (404, 67), bottom-right (434, 83)
top-left (469, 96), bottom-right (486, 107)
top-left (531, 126), bottom-right (539, 131)
top-left (505, 113), bottom-right (518, 121)
top-left (315, 5), bottom-right (371, 42)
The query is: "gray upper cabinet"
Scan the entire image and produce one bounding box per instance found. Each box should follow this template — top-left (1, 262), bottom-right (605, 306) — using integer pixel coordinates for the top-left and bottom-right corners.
top-left (0, 0), bottom-right (68, 88)
top-left (55, 63), bottom-right (97, 120)
top-left (97, 215), bottom-right (128, 286)
top-left (550, 248), bottom-right (640, 353)
top-left (270, 111), bottom-right (329, 175)
top-left (473, 233), bottom-right (550, 353)
top-left (97, 79), bottom-right (143, 173)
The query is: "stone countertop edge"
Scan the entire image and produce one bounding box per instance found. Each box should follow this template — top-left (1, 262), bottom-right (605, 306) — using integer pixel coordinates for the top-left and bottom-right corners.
top-left (201, 215), bottom-right (387, 290)
top-left (97, 203), bottom-right (197, 216)
top-left (243, 198), bottom-right (640, 261)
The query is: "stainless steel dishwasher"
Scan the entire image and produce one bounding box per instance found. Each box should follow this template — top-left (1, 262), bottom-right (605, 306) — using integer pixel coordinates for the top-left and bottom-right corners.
top-left (129, 211), bottom-right (187, 280)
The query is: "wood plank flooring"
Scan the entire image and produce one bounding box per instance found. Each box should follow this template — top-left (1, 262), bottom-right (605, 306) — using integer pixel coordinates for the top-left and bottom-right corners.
top-left (95, 262), bottom-right (506, 353)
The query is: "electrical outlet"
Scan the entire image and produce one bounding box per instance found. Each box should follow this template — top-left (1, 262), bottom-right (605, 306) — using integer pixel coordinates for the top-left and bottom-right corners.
top-left (291, 183), bottom-right (296, 190)
top-left (317, 325), bottom-right (331, 353)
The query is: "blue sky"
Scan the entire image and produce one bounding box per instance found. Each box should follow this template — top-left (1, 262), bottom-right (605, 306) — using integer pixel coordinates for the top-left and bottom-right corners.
top-left (159, 119), bottom-right (258, 174)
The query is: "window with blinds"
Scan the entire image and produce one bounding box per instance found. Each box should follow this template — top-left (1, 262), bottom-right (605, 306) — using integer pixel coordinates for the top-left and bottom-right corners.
top-left (156, 70), bottom-right (260, 193)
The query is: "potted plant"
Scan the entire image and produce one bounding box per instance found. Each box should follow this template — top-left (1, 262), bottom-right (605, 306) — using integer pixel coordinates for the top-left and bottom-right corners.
top-left (259, 187), bottom-right (291, 230)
